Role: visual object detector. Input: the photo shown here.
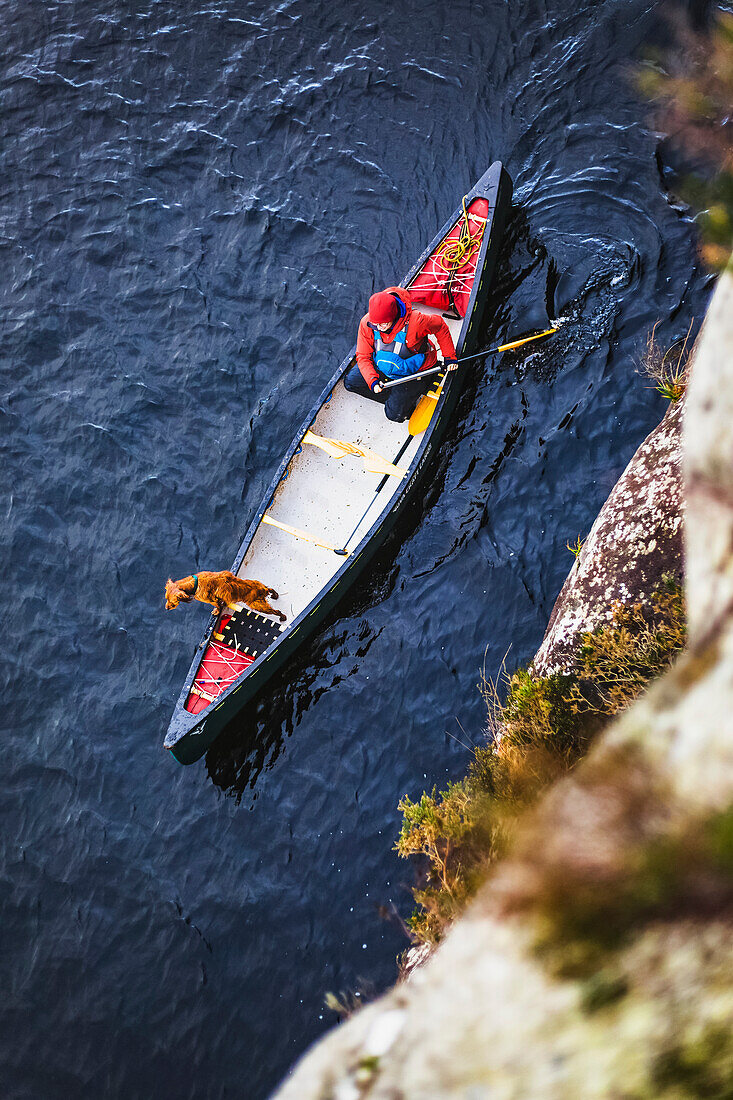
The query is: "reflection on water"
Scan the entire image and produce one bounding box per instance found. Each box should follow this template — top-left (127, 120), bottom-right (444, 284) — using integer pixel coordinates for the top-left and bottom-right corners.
top-left (206, 556), bottom-right (400, 798)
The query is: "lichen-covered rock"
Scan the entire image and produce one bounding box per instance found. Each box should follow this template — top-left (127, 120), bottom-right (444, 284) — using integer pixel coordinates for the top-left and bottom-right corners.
top-left (683, 267), bottom-right (733, 643)
top-left (273, 271), bottom-right (733, 1100)
top-left (534, 399), bottom-right (685, 676)
top-left (277, 918), bottom-right (732, 1100)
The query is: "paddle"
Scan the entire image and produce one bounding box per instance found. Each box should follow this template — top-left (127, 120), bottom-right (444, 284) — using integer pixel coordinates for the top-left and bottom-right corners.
top-left (338, 433), bottom-right (419, 553)
top-left (408, 326), bottom-right (558, 436)
top-left (381, 326), bottom-right (558, 391)
top-left (337, 326), bottom-right (558, 553)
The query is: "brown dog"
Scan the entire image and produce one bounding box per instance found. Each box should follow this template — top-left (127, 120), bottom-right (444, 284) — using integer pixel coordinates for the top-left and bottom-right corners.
top-left (165, 571), bottom-right (287, 622)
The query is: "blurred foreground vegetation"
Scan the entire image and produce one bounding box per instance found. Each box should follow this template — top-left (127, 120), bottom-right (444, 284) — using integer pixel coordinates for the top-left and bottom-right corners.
top-left (636, 10), bottom-right (733, 270)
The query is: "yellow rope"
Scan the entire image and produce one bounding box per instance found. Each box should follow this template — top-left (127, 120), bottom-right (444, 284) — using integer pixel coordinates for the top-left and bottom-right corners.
top-left (434, 196), bottom-right (483, 274)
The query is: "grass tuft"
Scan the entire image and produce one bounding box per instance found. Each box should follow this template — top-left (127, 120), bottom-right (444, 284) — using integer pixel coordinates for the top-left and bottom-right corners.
top-left (639, 319), bottom-right (694, 402)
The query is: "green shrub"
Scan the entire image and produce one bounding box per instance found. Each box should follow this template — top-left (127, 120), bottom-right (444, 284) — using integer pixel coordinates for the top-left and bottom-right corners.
top-left (652, 1024), bottom-right (733, 1099)
top-left (501, 667), bottom-right (588, 760)
top-left (395, 782), bottom-right (503, 943)
top-left (638, 319), bottom-right (693, 402)
top-left (396, 581), bottom-right (687, 946)
top-left (532, 804), bottom-right (733, 977)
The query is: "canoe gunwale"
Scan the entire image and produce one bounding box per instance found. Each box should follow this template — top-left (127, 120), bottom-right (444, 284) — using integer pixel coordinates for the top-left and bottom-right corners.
top-left (165, 162), bottom-right (512, 759)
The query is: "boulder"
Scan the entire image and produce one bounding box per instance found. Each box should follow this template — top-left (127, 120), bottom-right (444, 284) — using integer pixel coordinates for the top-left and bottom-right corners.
top-left (533, 399), bottom-right (685, 676)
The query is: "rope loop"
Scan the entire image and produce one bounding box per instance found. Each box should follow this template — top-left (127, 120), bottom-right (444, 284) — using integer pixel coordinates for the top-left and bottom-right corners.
top-left (434, 196), bottom-right (483, 274)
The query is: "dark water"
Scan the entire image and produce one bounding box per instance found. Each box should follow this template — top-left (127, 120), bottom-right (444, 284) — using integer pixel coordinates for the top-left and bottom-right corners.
top-left (1, 0), bottom-right (712, 1096)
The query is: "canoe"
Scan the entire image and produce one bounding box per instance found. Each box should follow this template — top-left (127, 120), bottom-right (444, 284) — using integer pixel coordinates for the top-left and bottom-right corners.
top-left (165, 161), bottom-right (512, 764)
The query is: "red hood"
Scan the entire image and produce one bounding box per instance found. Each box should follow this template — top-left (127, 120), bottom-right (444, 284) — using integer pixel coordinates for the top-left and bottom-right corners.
top-left (372, 286), bottom-right (412, 342)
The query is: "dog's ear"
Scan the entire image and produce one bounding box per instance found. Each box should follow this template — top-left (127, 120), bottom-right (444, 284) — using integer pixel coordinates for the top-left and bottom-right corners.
top-left (165, 579), bottom-right (180, 610)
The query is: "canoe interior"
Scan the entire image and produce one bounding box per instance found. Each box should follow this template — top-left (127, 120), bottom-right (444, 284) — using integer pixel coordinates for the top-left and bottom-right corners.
top-left (236, 306), bottom-right (463, 622)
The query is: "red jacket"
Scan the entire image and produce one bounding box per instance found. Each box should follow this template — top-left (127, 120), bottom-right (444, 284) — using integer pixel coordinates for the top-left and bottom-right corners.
top-left (355, 286), bottom-right (457, 390)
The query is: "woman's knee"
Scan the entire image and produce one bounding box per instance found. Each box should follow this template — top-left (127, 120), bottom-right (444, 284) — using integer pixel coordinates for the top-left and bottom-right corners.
top-left (384, 401), bottom-right (409, 423)
top-left (343, 365), bottom-right (365, 393)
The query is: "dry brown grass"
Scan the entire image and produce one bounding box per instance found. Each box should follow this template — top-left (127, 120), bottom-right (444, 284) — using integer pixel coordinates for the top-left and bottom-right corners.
top-left (638, 318), bottom-right (694, 401)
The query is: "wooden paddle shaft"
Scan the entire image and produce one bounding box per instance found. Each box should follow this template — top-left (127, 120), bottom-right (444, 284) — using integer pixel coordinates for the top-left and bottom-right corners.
top-left (381, 327), bottom-right (557, 390)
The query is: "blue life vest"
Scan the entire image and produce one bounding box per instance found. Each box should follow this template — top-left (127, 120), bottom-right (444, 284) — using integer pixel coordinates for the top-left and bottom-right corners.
top-left (372, 322), bottom-right (427, 380)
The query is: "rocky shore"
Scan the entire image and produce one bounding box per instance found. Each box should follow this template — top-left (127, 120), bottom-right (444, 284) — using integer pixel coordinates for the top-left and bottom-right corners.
top-left (273, 268), bottom-right (733, 1099)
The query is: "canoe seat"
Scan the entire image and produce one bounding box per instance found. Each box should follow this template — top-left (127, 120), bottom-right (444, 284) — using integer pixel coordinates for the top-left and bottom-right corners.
top-left (220, 608), bottom-right (284, 656)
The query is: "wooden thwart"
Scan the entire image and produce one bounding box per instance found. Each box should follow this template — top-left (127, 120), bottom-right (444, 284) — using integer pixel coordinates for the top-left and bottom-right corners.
top-left (263, 513), bottom-right (350, 555)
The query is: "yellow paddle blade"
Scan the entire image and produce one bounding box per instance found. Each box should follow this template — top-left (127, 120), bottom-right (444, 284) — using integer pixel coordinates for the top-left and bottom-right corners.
top-left (409, 327), bottom-right (558, 436)
top-left (409, 381), bottom-right (444, 435)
